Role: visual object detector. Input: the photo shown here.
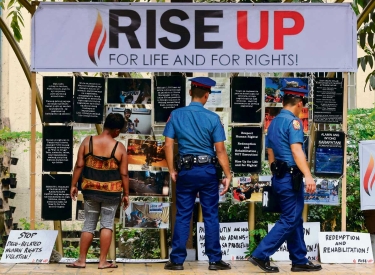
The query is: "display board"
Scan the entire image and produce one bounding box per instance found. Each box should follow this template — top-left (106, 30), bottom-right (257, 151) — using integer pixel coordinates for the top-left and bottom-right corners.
top-left (1, 230), bottom-right (58, 263)
top-left (313, 78), bottom-right (344, 124)
top-left (42, 174), bottom-right (72, 221)
top-left (269, 222), bottom-right (320, 261)
top-left (231, 127), bottom-right (262, 173)
top-left (74, 76), bottom-right (105, 124)
top-left (154, 75), bottom-right (185, 123)
top-left (42, 125), bottom-right (73, 172)
top-left (197, 222), bottom-right (249, 261)
top-left (107, 78), bottom-right (151, 104)
top-left (231, 77), bottom-right (262, 123)
top-left (42, 76), bottom-right (73, 123)
top-left (314, 131), bottom-right (345, 177)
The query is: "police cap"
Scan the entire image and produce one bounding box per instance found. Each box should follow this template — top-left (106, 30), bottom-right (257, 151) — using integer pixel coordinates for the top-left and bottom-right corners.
top-left (189, 77), bottom-right (216, 93)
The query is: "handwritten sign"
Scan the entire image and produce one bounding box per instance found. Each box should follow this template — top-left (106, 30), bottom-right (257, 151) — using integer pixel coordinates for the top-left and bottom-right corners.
top-left (319, 232), bottom-right (374, 263)
top-left (1, 230), bottom-right (58, 263)
top-left (268, 222), bottom-right (320, 261)
top-left (197, 222), bottom-right (248, 261)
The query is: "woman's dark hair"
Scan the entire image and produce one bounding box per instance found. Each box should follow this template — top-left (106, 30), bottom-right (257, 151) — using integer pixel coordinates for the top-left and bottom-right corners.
top-left (104, 113), bottom-right (125, 130)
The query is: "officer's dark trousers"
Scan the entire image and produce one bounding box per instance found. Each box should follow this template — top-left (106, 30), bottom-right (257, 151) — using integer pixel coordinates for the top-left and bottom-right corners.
top-left (252, 174), bottom-right (308, 265)
top-left (170, 164), bottom-right (222, 264)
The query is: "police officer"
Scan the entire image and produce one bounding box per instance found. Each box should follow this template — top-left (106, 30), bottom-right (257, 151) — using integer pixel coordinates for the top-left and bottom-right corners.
top-left (248, 88), bottom-right (322, 273)
top-left (163, 77), bottom-right (232, 271)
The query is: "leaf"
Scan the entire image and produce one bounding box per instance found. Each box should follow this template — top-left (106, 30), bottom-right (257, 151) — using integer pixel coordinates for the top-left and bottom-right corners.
top-left (370, 75), bottom-right (375, 91)
top-left (368, 55), bottom-right (374, 69)
top-left (368, 33), bottom-right (374, 47)
top-left (7, 0), bottom-right (15, 9)
top-left (358, 0), bottom-right (365, 9)
top-left (361, 55), bottom-right (367, 71)
top-left (358, 57), bottom-right (362, 68)
top-left (360, 33), bottom-right (367, 48)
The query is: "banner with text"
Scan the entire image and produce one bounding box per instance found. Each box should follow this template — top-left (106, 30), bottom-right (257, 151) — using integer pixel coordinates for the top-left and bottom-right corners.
top-left (319, 232), bottom-right (374, 263)
top-left (1, 230), bottom-right (58, 263)
top-left (197, 222), bottom-right (249, 261)
top-left (268, 222), bottom-right (320, 261)
top-left (359, 141), bottom-right (375, 210)
top-left (32, 3), bottom-right (356, 72)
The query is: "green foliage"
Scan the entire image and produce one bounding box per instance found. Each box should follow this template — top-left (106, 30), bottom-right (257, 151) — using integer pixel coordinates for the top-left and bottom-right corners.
top-left (19, 218), bottom-right (50, 230)
top-left (63, 245), bottom-right (97, 259)
top-left (7, 3), bottom-right (24, 42)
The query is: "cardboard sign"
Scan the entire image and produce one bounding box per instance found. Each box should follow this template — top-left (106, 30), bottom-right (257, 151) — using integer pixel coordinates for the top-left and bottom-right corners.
top-left (268, 222), bottom-right (320, 261)
top-left (197, 222), bottom-right (249, 261)
top-left (319, 232), bottom-right (374, 263)
top-left (1, 230), bottom-right (58, 263)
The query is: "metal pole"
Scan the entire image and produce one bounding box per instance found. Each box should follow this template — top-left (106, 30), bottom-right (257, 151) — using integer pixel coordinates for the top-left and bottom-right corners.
top-left (30, 72), bottom-right (36, 230)
top-left (341, 73), bottom-right (348, 231)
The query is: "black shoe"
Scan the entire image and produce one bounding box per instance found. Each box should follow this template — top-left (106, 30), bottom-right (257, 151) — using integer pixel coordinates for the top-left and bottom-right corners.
top-left (208, 260), bottom-right (231, 270)
top-left (291, 261), bottom-right (322, 272)
top-left (164, 261), bottom-right (184, 270)
top-left (248, 256), bottom-right (279, 273)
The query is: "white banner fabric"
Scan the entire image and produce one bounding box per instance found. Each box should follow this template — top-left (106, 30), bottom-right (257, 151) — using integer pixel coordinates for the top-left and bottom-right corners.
top-left (31, 3), bottom-right (356, 72)
top-left (359, 141), bottom-right (375, 210)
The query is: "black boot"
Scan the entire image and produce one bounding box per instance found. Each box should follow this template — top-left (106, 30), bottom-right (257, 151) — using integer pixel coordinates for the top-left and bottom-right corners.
top-left (164, 261), bottom-right (184, 270)
top-left (208, 260), bottom-right (231, 270)
top-left (291, 261), bottom-right (322, 272)
top-left (248, 256), bottom-right (279, 273)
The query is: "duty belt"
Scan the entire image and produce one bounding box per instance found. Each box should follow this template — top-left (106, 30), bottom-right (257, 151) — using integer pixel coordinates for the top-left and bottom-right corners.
top-left (175, 154), bottom-right (218, 171)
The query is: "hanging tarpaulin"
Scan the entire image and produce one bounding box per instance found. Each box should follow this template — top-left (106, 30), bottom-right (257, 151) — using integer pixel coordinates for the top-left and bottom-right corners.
top-left (359, 141), bottom-right (375, 211)
top-left (31, 3), bottom-right (356, 72)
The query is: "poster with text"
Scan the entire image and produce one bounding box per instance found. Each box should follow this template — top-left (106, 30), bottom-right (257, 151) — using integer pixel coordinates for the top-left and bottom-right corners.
top-left (42, 126), bottom-right (73, 172)
top-left (107, 78), bottom-right (151, 104)
top-left (265, 77), bottom-right (309, 103)
top-left (313, 78), bottom-right (343, 124)
top-left (127, 138), bottom-right (167, 170)
top-left (129, 171), bottom-right (170, 197)
top-left (314, 131), bottom-right (345, 177)
top-left (106, 107), bottom-right (152, 135)
top-left (269, 222), bottom-right (320, 261)
top-left (1, 230), bottom-right (58, 263)
top-left (185, 77), bottom-right (230, 108)
top-left (42, 174), bottom-right (72, 221)
top-left (123, 202), bottom-right (169, 229)
top-left (74, 76), bottom-right (105, 124)
top-left (304, 178), bottom-right (340, 206)
top-left (231, 77), bottom-right (262, 123)
top-left (154, 76), bottom-right (185, 123)
top-left (43, 76), bottom-right (73, 123)
top-left (197, 222), bottom-right (249, 261)
top-left (231, 127), bottom-right (262, 173)
top-left (359, 140), bottom-right (375, 210)
top-left (319, 232), bottom-right (374, 263)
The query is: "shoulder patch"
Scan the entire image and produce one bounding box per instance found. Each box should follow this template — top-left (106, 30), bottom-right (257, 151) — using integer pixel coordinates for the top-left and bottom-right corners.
top-left (167, 115), bottom-right (171, 123)
top-left (292, 120), bottom-right (300, 130)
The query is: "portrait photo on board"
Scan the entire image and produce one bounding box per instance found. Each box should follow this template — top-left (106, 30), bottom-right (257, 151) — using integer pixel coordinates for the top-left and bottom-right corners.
top-left (107, 78), bottom-right (152, 104)
top-left (265, 77), bottom-right (309, 103)
top-left (123, 202), bottom-right (169, 229)
top-left (304, 178), bottom-right (340, 206)
top-left (106, 107), bottom-right (152, 135)
top-left (129, 170), bottom-right (170, 197)
top-left (127, 138), bottom-right (168, 169)
top-left (232, 175), bottom-right (268, 203)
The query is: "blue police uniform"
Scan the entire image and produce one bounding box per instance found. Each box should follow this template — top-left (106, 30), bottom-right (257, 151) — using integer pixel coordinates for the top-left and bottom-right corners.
top-left (163, 84), bottom-right (226, 264)
top-left (252, 109), bottom-right (308, 265)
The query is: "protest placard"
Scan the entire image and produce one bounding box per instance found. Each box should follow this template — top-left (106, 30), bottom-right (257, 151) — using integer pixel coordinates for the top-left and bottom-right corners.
top-left (268, 222), bottom-right (320, 261)
top-left (197, 222), bottom-right (248, 261)
top-left (319, 232), bottom-right (374, 263)
top-left (1, 230), bottom-right (58, 263)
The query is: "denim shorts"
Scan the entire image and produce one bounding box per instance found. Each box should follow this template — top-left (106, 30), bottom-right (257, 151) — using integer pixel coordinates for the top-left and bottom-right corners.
top-left (82, 198), bottom-right (120, 234)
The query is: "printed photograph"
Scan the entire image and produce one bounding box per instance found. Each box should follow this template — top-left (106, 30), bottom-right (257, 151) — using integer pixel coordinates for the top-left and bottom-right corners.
top-left (231, 175), bottom-right (268, 202)
top-left (127, 138), bottom-right (168, 169)
top-left (106, 107), bottom-right (152, 135)
top-left (129, 171), bottom-right (170, 197)
top-left (123, 202), bottom-right (170, 229)
top-left (315, 147), bottom-right (344, 176)
top-left (107, 78), bottom-right (152, 104)
top-left (304, 178), bottom-right (340, 205)
top-left (265, 77), bottom-right (309, 103)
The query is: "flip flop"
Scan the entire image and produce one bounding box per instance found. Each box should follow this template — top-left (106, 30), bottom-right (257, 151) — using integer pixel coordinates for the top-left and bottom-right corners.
top-left (98, 263), bottom-right (118, 269)
top-left (66, 263), bottom-right (86, 268)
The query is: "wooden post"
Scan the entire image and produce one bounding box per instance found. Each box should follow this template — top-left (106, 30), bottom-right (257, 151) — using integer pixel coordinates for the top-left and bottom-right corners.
top-left (53, 221), bottom-right (63, 255)
top-left (248, 202), bottom-right (255, 233)
top-left (30, 72), bottom-right (36, 230)
top-left (341, 72), bottom-right (348, 231)
top-left (159, 197), bottom-right (168, 259)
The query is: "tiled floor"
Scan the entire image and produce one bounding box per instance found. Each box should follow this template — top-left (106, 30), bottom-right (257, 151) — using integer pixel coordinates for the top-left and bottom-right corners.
top-left (0, 261), bottom-right (374, 275)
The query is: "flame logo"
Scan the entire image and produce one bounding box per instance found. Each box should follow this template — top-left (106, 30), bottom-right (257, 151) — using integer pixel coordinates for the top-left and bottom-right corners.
top-left (363, 155), bottom-right (375, 196)
top-left (88, 12), bottom-right (107, 66)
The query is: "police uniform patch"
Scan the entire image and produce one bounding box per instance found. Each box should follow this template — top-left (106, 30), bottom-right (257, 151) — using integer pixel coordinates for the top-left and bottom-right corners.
top-left (292, 120), bottom-right (300, 130)
top-left (167, 115), bottom-right (171, 123)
